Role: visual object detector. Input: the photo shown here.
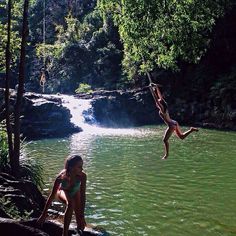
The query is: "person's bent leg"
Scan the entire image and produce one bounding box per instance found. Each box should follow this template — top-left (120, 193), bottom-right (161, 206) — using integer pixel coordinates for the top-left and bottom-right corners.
top-left (162, 126), bottom-right (174, 159)
top-left (56, 190), bottom-right (67, 204)
top-left (175, 124), bottom-right (198, 140)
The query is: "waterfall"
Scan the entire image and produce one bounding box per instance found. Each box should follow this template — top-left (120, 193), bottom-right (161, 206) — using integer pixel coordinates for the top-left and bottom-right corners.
top-left (25, 93), bottom-right (153, 138)
top-left (60, 95), bottom-right (96, 130)
top-left (59, 94), bottom-right (153, 136)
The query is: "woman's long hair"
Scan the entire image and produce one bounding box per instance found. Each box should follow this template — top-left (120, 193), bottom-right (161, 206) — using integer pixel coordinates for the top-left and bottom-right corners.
top-left (64, 155), bottom-right (83, 176)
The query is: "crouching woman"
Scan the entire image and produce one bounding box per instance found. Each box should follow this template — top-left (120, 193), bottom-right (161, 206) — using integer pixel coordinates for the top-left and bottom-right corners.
top-left (37, 155), bottom-right (87, 236)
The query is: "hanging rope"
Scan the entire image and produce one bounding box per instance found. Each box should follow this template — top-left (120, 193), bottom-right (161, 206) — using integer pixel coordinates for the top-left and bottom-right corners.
top-left (39, 0), bottom-right (46, 93)
top-left (141, 55), bottom-right (162, 104)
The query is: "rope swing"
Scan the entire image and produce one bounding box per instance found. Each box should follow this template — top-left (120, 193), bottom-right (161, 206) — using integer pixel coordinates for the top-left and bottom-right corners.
top-left (39, 0), bottom-right (46, 93)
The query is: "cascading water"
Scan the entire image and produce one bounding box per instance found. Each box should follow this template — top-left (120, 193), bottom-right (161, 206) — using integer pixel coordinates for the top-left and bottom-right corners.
top-left (60, 95), bottom-right (96, 131)
top-left (58, 94), bottom-right (154, 136)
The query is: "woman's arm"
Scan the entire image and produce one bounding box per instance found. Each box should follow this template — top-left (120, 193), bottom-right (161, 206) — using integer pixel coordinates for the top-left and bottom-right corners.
top-left (75, 172), bottom-right (87, 230)
top-left (79, 172), bottom-right (87, 216)
top-left (154, 86), bottom-right (163, 100)
top-left (37, 177), bottom-right (61, 225)
top-left (156, 99), bottom-right (166, 114)
top-left (149, 83), bottom-right (166, 113)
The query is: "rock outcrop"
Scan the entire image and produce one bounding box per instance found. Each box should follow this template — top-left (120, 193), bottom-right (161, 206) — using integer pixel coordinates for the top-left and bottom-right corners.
top-left (0, 172), bottom-right (45, 218)
top-left (0, 89), bottom-right (82, 139)
top-left (21, 93), bottom-right (81, 139)
top-left (0, 173), bottom-right (108, 236)
top-left (0, 218), bottom-right (104, 236)
top-left (78, 89), bottom-right (162, 128)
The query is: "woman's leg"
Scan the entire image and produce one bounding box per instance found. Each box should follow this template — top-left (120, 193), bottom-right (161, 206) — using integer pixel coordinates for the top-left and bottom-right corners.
top-left (175, 124), bottom-right (198, 140)
top-left (63, 201), bottom-right (74, 236)
top-left (56, 190), bottom-right (73, 236)
top-left (73, 192), bottom-right (86, 231)
top-left (162, 126), bottom-right (174, 159)
top-left (55, 190), bottom-right (67, 204)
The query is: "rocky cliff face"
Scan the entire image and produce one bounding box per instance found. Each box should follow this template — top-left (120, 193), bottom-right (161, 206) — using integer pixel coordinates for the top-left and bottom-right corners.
top-left (21, 93), bottom-right (81, 139)
top-left (0, 89), bottom-right (82, 139)
top-left (0, 172), bottom-right (45, 218)
top-left (80, 87), bottom-right (236, 130)
top-left (90, 89), bottom-right (161, 127)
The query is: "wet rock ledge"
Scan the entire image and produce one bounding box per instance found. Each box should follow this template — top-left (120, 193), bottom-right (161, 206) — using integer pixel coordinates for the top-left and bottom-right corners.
top-left (0, 173), bottom-right (107, 236)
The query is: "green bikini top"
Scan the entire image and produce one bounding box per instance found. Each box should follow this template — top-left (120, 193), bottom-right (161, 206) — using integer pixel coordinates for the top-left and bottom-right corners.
top-left (59, 176), bottom-right (81, 197)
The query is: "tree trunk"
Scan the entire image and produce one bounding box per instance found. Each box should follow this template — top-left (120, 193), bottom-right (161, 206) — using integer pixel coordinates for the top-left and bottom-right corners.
top-left (4, 0), bottom-right (14, 169)
top-left (13, 0), bottom-right (29, 176)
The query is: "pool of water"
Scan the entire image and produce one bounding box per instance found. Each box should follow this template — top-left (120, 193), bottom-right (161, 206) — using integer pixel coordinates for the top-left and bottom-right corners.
top-left (25, 126), bottom-right (236, 236)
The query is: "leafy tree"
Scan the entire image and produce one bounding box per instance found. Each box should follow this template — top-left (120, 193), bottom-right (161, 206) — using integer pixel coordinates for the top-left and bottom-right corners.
top-left (99, 0), bottom-right (232, 77)
top-left (31, 9), bottom-right (123, 93)
top-left (0, 1), bottom-right (22, 75)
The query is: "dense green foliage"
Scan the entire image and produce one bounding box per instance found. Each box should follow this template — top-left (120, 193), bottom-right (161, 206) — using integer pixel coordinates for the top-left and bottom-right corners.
top-left (0, 1), bottom-right (22, 74)
top-left (0, 196), bottom-right (33, 219)
top-left (75, 83), bottom-right (93, 94)
top-left (0, 0), bottom-right (235, 129)
top-left (1, 0), bottom-right (234, 91)
top-left (26, 0), bottom-right (124, 93)
top-left (0, 123), bottom-right (8, 169)
top-left (0, 122), bottom-right (44, 188)
top-left (99, 0), bottom-right (232, 77)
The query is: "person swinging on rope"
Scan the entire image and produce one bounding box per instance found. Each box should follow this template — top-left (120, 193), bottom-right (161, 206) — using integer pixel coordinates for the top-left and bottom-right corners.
top-left (150, 83), bottom-right (199, 159)
top-left (40, 67), bottom-right (46, 92)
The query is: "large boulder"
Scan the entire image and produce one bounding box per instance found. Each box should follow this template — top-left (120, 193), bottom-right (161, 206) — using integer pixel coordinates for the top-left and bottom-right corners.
top-left (0, 89), bottom-right (82, 139)
top-left (21, 93), bottom-right (82, 139)
top-left (0, 218), bottom-right (68, 236)
top-left (0, 218), bottom-right (49, 236)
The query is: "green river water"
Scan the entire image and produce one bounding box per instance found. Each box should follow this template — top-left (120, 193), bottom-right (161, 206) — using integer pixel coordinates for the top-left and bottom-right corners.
top-left (26, 126), bottom-right (236, 236)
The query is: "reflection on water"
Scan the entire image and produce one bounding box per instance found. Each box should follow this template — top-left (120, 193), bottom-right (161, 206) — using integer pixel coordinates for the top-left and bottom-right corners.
top-left (26, 126), bottom-right (236, 236)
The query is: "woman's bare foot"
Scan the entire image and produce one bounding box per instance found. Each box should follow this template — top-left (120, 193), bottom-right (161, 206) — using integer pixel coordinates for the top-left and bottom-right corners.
top-left (162, 155), bottom-right (168, 160)
top-left (190, 127), bottom-right (199, 132)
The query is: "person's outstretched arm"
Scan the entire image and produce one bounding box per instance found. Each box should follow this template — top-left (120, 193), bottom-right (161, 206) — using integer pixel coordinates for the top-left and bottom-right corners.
top-left (78, 173), bottom-right (87, 229)
top-left (80, 173), bottom-right (86, 215)
top-left (154, 85), bottom-right (163, 100)
top-left (37, 177), bottom-right (61, 225)
top-left (149, 83), bottom-right (165, 113)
